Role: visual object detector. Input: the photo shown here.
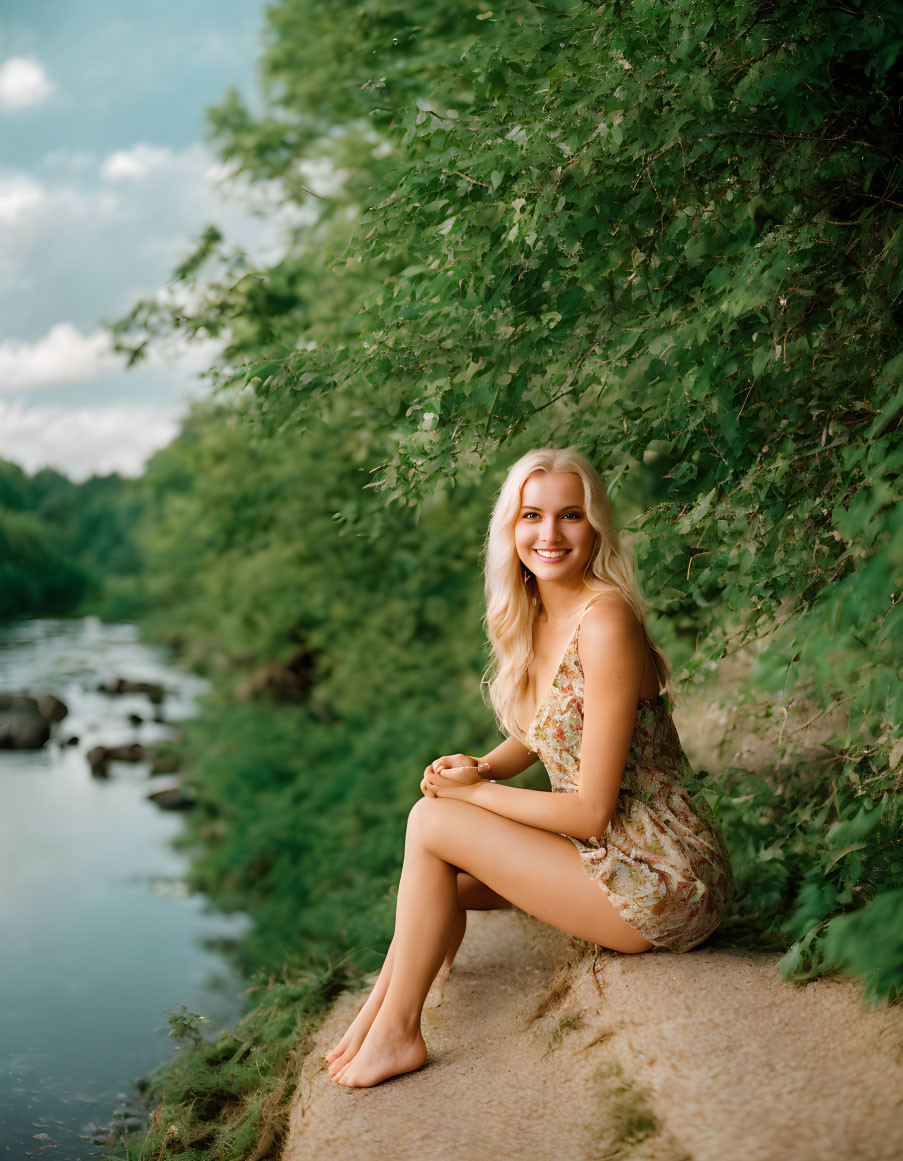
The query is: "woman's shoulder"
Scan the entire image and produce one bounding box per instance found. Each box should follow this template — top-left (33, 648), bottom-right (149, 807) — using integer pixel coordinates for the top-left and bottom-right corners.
top-left (580, 589), bottom-right (641, 631)
top-left (576, 591), bottom-right (646, 690)
top-left (577, 591), bottom-right (645, 658)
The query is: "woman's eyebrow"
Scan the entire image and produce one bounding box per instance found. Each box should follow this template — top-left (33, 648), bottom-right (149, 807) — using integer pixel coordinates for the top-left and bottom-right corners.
top-left (519, 504), bottom-right (584, 512)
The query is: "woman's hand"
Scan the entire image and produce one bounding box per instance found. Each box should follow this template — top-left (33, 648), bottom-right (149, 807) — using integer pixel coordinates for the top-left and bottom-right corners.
top-left (420, 753), bottom-right (490, 799)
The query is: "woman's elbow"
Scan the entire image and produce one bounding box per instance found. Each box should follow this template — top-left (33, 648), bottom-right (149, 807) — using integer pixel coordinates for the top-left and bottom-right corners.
top-left (575, 804), bottom-right (612, 843)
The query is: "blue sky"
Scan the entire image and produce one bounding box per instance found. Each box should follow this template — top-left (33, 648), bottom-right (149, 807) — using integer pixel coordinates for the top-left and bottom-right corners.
top-left (0, 0), bottom-right (298, 479)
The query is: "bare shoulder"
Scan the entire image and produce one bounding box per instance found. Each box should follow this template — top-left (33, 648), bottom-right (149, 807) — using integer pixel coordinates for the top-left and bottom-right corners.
top-left (578, 593), bottom-right (644, 675)
top-left (580, 591), bottom-right (642, 637)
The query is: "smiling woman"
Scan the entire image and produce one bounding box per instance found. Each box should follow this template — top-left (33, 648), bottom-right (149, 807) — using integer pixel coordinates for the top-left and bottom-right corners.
top-left (323, 445), bottom-right (735, 1089)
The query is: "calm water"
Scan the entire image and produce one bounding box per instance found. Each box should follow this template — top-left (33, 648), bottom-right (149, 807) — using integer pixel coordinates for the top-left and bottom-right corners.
top-left (0, 618), bottom-right (252, 1159)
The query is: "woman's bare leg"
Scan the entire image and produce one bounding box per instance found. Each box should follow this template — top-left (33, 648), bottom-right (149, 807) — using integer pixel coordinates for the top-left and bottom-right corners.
top-left (440, 873), bottom-right (510, 977)
top-left (332, 798), bottom-right (652, 1088)
top-left (326, 873), bottom-right (506, 1072)
top-left (332, 804), bottom-right (460, 1086)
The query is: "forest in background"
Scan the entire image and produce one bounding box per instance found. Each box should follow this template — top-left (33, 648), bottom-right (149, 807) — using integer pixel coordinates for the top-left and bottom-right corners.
top-left (0, 459), bottom-right (144, 621)
top-left (4, 1), bottom-right (901, 1157)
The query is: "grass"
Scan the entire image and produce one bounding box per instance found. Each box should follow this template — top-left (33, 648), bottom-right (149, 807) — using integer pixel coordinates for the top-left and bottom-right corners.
top-left (96, 962), bottom-right (355, 1161)
top-left (594, 1057), bottom-right (692, 1161)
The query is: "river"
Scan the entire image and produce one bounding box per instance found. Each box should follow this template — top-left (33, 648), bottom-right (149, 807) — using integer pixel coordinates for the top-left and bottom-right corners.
top-left (0, 618), bottom-right (251, 1159)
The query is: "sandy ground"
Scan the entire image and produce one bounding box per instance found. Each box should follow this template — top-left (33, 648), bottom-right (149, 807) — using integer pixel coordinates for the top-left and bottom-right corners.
top-left (599, 946), bottom-right (903, 1161)
top-left (281, 911), bottom-right (903, 1161)
top-left (281, 910), bottom-right (687, 1161)
top-left (280, 651), bottom-right (903, 1160)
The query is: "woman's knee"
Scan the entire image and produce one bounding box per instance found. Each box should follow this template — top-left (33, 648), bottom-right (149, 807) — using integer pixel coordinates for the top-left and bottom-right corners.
top-left (405, 794), bottom-right (447, 845)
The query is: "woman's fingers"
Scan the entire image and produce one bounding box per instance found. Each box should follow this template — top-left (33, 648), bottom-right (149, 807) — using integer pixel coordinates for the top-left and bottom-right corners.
top-left (444, 765), bottom-right (474, 783)
top-left (423, 754), bottom-right (484, 797)
top-left (432, 753), bottom-right (476, 774)
top-left (432, 764), bottom-right (482, 787)
top-left (447, 762), bottom-right (490, 779)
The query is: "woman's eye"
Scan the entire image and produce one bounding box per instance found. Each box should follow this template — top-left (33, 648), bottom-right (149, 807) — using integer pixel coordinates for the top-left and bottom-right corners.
top-left (522, 512), bottom-right (581, 520)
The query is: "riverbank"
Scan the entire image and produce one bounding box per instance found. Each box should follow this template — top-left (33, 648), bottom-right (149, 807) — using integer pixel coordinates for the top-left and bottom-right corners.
top-left (111, 627), bottom-right (901, 1159)
top-left (279, 641), bottom-right (902, 1159)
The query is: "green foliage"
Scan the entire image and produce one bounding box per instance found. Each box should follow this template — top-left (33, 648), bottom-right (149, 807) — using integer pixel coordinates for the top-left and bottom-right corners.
top-left (104, 964), bottom-right (352, 1161)
top-left (129, 392), bottom-right (509, 975)
top-left (819, 888), bottom-right (903, 1005)
top-left (166, 1004), bottom-right (210, 1049)
top-left (0, 459), bottom-right (147, 621)
top-left (700, 765), bottom-right (903, 983)
top-left (0, 506), bottom-right (88, 619)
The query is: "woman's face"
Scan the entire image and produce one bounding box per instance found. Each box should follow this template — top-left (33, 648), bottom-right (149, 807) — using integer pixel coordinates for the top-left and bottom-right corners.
top-left (514, 470), bottom-right (596, 584)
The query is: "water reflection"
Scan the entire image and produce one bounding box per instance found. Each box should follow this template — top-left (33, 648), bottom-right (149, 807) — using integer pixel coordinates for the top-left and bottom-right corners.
top-left (0, 619), bottom-right (251, 1159)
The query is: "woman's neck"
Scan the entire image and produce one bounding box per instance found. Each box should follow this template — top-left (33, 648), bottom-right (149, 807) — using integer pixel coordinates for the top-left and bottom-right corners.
top-left (534, 581), bottom-right (594, 626)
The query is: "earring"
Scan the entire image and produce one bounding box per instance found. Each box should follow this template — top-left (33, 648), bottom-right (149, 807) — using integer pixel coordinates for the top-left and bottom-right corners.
top-left (523, 567), bottom-right (538, 607)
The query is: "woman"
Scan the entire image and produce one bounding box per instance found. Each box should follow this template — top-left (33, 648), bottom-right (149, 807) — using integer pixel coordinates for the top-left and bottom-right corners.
top-left (327, 447), bottom-right (734, 1088)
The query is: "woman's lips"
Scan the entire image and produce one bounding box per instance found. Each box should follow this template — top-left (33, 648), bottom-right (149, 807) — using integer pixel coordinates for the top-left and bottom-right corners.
top-left (534, 549), bottom-right (571, 562)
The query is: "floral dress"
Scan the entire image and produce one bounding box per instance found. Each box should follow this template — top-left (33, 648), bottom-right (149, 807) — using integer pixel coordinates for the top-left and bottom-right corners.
top-left (525, 619), bottom-right (734, 953)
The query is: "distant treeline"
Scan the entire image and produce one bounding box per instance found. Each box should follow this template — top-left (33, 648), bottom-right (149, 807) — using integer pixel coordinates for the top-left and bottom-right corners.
top-left (0, 459), bottom-right (145, 622)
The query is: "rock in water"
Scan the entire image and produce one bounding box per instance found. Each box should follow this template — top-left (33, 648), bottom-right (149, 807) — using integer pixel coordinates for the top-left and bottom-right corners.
top-left (97, 678), bottom-right (165, 705)
top-left (0, 694), bottom-right (53, 750)
top-left (36, 693), bottom-right (68, 723)
top-left (147, 783), bottom-right (194, 810)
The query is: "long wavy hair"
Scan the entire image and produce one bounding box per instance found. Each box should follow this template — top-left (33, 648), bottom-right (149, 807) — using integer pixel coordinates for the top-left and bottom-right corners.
top-left (482, 446), bottom-right (674, 743)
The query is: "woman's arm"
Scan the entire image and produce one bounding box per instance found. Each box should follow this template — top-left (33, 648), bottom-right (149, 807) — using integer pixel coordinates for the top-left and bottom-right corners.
top-left (476, 735), bottom-right (538, 781)
top-left (428, 601), bottom-right (645, 843)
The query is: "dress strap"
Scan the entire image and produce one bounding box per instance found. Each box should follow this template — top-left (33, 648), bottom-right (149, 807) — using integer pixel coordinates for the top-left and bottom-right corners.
top-left (576, 595), bottom-right (654, 688)
top-left (574, 593), bottom-right (612, 646)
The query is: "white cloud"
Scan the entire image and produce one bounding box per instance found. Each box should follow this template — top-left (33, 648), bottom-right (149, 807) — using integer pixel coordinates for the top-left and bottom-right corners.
top-left (100, 143), bottom-right (174, 182)
top-left (0, 174), bottom-right (45, 223)
top-left (0, 146), bottom-right (314, 327)
top-left (0, 324), bottom-right (115, 392)
top-left (0, 399), bottom-right (180, 480)
top-left (0, 56), bottom-right (54, 110)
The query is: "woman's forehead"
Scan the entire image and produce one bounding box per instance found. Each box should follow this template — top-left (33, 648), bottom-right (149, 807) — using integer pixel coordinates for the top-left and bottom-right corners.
top-left (520, 470), bottom-right (584, 506)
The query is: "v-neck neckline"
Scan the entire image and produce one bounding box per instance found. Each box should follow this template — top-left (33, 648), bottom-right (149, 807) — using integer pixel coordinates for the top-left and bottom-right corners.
top-left (525, 621), bottom-right (581, 730)
top-left (524, 611), bottom-right (666, 732)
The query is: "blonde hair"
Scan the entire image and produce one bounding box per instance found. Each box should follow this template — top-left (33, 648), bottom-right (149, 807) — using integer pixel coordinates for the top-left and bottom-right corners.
top-left (482, 446), bottom-right (674, 742)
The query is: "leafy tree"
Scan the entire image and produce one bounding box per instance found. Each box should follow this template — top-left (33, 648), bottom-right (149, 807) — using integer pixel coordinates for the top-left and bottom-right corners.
top-left (117, 0), bottom-right (903, 1000)
top-left (0, 508), bottom-right (88, 619)
top-left (0, 459), bottom-right (146, 621)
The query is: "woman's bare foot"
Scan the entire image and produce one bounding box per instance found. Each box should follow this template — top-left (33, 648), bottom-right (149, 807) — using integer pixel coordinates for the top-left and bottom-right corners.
top-left (327, 907), bottom-right (464, 1072)
top-left (331, 1017), bottom-right (427, 1089)
top-left (326, 994), bottom-right (382, 1074)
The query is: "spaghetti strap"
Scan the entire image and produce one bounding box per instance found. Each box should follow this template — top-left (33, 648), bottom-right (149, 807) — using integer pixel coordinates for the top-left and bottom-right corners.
top-left (578, 594), bottom-right (659, 691)
top-left (574, 593), bottom-right (615, 644)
